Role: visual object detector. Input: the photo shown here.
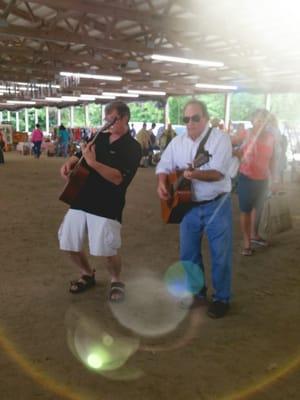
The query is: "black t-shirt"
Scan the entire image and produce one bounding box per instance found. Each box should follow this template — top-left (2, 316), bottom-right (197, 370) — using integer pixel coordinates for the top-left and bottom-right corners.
top-left (71, 131), bottom-right (141, 222)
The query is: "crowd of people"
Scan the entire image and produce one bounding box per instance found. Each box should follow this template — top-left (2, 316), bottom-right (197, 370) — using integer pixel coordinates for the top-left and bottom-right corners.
top-left (55, 99), bottom-right (290, 321)
top-left (134, 121), bottom-right (177, 167)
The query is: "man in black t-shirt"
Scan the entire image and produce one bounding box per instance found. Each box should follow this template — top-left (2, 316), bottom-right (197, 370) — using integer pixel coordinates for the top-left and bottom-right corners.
top-left (58, 101), bottom-right (141, 301)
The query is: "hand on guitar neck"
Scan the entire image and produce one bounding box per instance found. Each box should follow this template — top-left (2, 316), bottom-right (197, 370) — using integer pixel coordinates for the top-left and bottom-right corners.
top-left (81, 141), bottom-right (96, 168)
top-left (183, 163), bottom-right (195, 180)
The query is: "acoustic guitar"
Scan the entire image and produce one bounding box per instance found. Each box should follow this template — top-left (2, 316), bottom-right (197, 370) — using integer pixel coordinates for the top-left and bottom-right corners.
top-left (59, 117), bottom-right (117, 205)
top-left (160, 151), bottom-right (211, 224)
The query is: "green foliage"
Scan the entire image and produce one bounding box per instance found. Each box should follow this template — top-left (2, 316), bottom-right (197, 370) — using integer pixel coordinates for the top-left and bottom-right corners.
top-left (270, 93), bottom-right (300, 122)
top-left (168, 96), bottom-right (192, 124)
top-left (49, 107), bottom-right (57, 128)
top-left (89, 103), bottom-right (102, 126)
top-left (168, 94), bottom-right (225, 123)
top-left (129, 101), bottom-right (164, 123)
top-left (231, 93), bottom-right (265, 120)
top-left (19, 110), bottom-right (25, 131)
top-left (10, 112), bottom-right (16, 130)
top-left (61, 108), bottom-right (70, 127)
top-left (28, 108), bottom-right (36, 131)
top-left (74, 106), bottom-right (85, 126)
top-left (4, 93), bottom-right (300, 135)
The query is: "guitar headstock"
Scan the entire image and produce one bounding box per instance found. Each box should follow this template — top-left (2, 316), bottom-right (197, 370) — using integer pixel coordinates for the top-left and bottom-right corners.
top-left (193, 150), bottom-right (211, 168)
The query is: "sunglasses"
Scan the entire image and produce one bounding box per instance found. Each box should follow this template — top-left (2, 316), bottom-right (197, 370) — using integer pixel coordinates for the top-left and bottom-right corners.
top-left (183, 114), bottom-right (201, 124)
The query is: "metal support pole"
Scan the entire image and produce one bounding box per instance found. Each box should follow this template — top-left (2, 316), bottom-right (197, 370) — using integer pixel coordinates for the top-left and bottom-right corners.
top-left (70, 106), bottom-right (74, 128)
top-left (265, 93), bottom-right (271, 111)
top-left (35, 109), bottom-right (38, 124)
top-left (45, 106), bottom-right (49, 133)
top-left (84, 104), bottom-right (89, 126)
top-left (165, 98), bottom-right (169, 125)
top-left (224, 93), bottom-right (232, 132)
top-left (25, 108), bottom-right (29, 132)
top-left (57, 108), bottom-right (61, 126)
top-left (16, 111), bottom-right (20, 131)
top-left (101, 104), bottom-right (105, 124)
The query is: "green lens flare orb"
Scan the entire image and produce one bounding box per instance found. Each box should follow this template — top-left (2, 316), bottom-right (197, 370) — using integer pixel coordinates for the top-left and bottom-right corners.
top-left (87, 353), bottom-right (103, 369)
top-left (164, 261), bottom-right (204, 298)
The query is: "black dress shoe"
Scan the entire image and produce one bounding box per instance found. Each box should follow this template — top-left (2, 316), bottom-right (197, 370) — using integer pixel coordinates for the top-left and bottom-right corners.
top-left (207, 301), bottom-right (230, 318)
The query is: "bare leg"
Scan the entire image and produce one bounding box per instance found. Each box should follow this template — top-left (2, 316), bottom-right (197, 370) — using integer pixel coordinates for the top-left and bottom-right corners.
top-left (106, 254), bottom-right (123, 301)
top-left (106, 254), bottom-right (122, 282)
top-left (240, 212), bottom-right (251, 249)
top-left (250, 209), bottom-right (257, 239)
top-left (68, 250), bottom-right (94, 276)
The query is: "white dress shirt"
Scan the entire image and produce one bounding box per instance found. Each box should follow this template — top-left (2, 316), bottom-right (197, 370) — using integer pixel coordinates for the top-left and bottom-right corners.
top-left (156, 124), bottom-right (232, 201)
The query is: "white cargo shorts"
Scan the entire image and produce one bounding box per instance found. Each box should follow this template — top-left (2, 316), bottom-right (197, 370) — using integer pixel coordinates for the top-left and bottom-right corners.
top-left (58, 209), bottom-right (121, 256)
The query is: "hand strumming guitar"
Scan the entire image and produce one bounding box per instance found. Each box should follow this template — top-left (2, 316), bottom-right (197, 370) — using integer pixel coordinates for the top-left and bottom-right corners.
top-left (60, 156), bottom-right (78, 180)
top-left (157, 175), bottom-right (170, 201)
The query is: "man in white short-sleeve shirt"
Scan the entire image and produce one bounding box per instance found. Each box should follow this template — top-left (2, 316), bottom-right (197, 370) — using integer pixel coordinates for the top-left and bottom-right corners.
top-left (156, 100), bottom-right (233, 318)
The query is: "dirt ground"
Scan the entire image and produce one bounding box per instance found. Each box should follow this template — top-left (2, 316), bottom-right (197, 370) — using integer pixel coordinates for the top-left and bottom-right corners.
top-left (0, 151), bottom-right (299, 400)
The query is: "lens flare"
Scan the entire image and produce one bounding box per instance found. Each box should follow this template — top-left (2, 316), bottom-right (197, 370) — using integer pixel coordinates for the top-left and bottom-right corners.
top-left (164, 261), bottom-right (205, 299)
top-left (87, 353), bottom-right (103, 369)
top-left (109, 273), bottom-right (189, 337)
top-left (65, 309), bottom-right (139, 376)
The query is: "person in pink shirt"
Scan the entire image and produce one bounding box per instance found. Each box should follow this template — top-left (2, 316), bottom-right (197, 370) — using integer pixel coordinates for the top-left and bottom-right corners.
top-left (235, 109), bottom-right (279, 255)
top-left (31, 124), bottom-right (44, 159)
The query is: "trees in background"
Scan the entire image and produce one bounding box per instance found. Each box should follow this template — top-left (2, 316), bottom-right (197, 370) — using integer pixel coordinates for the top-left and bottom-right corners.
top-left (129, 101), bottom-right (164, 123)
top-left (2, 93), bottom-right (300, 132)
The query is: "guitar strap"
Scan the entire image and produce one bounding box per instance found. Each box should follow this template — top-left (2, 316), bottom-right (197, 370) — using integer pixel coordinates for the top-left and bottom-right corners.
top-left (193, 127), bottom-right (213, 164)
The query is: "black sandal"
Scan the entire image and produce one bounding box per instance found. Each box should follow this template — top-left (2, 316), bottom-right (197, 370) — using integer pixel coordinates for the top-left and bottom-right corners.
top-left (109, 282), bottom-right (125, 303)
top-left (69, 273), bottom-right (96, 294)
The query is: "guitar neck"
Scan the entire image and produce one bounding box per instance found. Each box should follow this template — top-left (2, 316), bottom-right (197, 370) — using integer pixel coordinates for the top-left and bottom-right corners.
top-left (174, 174), bottom-right (187, 192)
top-left (71, 117), bottom-right (118, 172)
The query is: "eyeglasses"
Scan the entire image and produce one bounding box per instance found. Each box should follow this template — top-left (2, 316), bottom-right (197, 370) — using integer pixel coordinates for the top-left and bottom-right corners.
top-left (183, 114), bottom-right (201, 124)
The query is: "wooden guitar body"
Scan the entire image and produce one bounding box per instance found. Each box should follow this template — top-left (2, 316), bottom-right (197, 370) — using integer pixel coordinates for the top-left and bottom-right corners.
top-left (59, 164), bottom-right (90, 205)
top-left (161, 170), bottom-right (192, 223)
top-left (160, 136), bottom-right (212, 224)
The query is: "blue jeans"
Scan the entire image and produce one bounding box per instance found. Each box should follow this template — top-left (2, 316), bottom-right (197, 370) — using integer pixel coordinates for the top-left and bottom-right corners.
top-left (33, 141), bottom-right (42, 158)
top-left (61, 142), bottom-right (69, 157)
top-left (180, 194), bottom-right (232, 302)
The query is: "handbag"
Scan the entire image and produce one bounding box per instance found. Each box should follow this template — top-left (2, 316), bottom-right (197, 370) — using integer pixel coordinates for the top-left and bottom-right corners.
top-left (258, 192), bottom-right (292, 240)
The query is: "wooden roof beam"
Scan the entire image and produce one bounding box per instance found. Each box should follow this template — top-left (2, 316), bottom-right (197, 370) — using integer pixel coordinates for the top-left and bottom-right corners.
top-left (0, 24), bottom-right (152, 53)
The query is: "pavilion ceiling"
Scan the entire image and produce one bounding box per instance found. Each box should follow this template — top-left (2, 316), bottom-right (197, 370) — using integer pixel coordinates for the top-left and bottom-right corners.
top-left (0, 0), bottom-right (300, 110)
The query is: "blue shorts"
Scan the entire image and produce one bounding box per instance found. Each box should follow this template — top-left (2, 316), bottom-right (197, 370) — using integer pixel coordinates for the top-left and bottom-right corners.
top-left (237, 173), bottom-right (268, 213)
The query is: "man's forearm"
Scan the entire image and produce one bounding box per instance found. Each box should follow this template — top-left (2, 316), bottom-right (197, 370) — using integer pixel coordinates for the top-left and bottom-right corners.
top-left (158, 173), bottom-right (168, 184)
top-left (89, 160), bottom-right (123, 185)
top-left (191, 169), bottom-right (224, 182)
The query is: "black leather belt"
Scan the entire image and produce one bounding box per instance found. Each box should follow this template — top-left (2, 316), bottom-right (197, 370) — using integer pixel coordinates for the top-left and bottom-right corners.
top-left (192, 193), bottom-right (226, 206)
